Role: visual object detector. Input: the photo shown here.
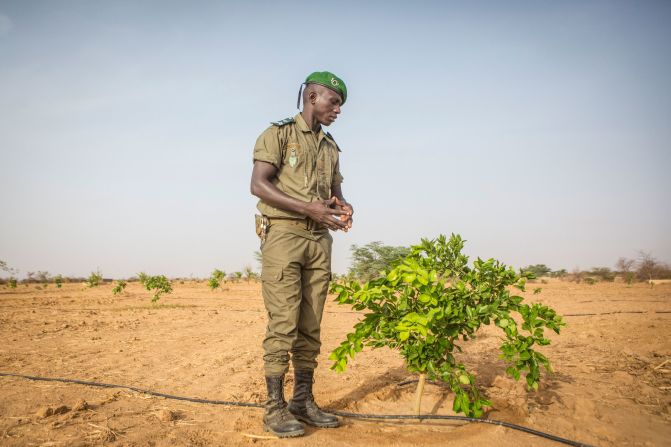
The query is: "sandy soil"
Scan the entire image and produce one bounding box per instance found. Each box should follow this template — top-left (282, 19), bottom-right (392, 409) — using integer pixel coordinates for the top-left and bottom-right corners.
top-left (0, 280), bottom-right (669, 447)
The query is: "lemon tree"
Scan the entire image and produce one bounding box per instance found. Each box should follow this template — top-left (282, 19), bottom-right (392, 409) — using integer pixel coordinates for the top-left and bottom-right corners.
top-left (329, 234), bottom-right (564, 417)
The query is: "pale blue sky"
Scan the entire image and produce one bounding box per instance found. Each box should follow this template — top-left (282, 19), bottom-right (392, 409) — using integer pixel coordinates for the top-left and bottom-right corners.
top-left (1, 1), bottom-right (669, 278)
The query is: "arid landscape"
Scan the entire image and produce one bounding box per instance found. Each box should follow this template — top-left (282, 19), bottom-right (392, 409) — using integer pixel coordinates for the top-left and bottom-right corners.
top-left (0, 280), bottom-right (669, 446)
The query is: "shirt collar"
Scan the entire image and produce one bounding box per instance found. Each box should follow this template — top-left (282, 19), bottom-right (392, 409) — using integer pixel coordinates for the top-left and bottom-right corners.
top-left (294, 113), bottom-right (325, 139)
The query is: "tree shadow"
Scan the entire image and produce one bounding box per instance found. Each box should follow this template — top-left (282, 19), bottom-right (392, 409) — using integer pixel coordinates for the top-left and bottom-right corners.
top-left (326, 365), bottom-right (411, 411)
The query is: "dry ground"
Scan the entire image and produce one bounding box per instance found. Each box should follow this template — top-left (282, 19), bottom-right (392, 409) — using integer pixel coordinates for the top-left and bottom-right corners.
top-left (0, 280), bottom-right (669, 446)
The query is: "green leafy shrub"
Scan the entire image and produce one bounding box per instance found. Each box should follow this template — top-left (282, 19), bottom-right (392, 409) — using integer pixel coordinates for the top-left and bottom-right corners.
top-left (330, 234), bottom-right (564, 418)
top-left (112, 280), bottom-right (127, 296)
top-left (85, 270), bottom-right (103, 288)
top-left (208, 269), bottom-right (226, 290)
top-left (144, 275), bottom-right (172, 303)
top-left (8, 277), bottom-right (17, 289)
top-left (54, 274), bottom-right (63, 288)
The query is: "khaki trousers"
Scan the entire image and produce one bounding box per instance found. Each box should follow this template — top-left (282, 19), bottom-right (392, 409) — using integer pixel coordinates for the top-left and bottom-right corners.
top-left (260, 224), bottom-right (332, 376)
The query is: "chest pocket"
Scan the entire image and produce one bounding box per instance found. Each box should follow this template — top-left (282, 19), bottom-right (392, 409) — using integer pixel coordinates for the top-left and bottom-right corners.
top-left (316, 145), bottom-right (338, 199)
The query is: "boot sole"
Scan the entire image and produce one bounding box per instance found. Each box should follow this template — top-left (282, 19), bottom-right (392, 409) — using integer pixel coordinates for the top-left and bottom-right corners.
top-left (263, 425), bottom-right (305, 438)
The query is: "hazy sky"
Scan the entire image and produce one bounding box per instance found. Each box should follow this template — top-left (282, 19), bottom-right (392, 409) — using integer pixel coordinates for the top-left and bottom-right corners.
top-left (1, 0), bottom-right (669, 278)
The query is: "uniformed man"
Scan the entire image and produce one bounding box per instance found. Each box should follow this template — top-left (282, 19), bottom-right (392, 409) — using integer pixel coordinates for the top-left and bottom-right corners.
top-left (250, 71), bottom-right (353, 437)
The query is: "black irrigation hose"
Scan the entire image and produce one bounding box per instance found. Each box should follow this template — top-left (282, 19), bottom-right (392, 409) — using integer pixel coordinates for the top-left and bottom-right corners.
top-left (328, 410), bottom-right (594, 447)
top-left (562, 310), bottom-right (671, 316)
top-left (0, 372), bottom-right (262, 408)
top-left (0, 371), bottom-right (594, 447)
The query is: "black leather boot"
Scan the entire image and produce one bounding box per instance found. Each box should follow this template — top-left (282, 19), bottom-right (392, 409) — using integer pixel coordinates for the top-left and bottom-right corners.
top-left (288, 369), bottom-right (339, 428)
top-left (263, 375), bottom-right (305, 437)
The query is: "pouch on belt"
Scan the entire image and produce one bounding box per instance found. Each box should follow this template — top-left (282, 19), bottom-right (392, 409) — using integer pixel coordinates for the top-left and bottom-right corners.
top-left (255, 214), bottom-right (269, 242)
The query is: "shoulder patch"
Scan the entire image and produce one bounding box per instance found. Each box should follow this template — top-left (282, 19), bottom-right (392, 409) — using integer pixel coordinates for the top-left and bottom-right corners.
top-left (271, 117), bottom-right (295, 127)
top-left (326, 132), bottom-right (341, 152)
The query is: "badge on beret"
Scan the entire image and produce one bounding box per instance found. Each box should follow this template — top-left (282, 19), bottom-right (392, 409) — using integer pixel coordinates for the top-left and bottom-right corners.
top-left (303, 71), bottom-right (347, 105)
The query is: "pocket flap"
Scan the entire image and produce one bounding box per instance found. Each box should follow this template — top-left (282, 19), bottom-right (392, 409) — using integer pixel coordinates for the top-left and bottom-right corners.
top-left (261, 266), bottom-right (283, 282)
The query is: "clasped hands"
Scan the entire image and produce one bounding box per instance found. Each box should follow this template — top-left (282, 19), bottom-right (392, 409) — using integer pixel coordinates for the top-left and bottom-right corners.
top-left (303, 197), bottom-right (353, 232)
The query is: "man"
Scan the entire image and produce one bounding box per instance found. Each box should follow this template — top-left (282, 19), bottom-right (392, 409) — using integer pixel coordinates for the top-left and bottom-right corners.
top-left (250, 71), bottom-right (353, 438)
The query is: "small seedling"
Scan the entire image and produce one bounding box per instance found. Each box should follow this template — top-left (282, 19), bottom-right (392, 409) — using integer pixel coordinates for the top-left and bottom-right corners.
top-left (208, 269), bottom-right (226, 290)
top-left (85, 270), bottom-right (103, 288)
top-left (243, 265), bottom-right (258, 282)
top-left (112, 280), bottom-right (127, 296)
top-left (144, 275), bottom-right (172, 303)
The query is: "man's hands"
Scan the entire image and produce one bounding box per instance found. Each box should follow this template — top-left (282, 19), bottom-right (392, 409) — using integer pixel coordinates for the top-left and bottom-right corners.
top-left (333, 197), bottom-right (353, 232)
top-left (303, 197), bottom-right (353, 232)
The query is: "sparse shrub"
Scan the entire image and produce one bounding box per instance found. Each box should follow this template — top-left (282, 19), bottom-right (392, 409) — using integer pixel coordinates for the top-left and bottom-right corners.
top-left (522, 264), bottom-right (552, 278)
top-left (54, 274), bottom-right (63, 288)
top-left (636, 251), bottom-right (671, 282)
top-left (590, 267), bottom-right (614, 282)
top-left (208, 269), bottom-right (226, 290)
top-left (1, 261), bottom-right (19, 288)
top-left (616, 257), bottom-right (636, 285)
top-left (144, 275), bottom-right (172, 303)
top-left (112, 280), bottom-right (127, 296)
top-left (243, 265), bottom-right (258, 282)
top-left (569, 268), bottom-right (583, 283)
top-left (330, 234), bottom-right (564, 418)
top-left (36, 271), bottom-right (50, 284)
top-left (550, 269), bottom-right (567, 279)
top-left (85, 270), bottom-right (103, 288)
top-left (584, 277), bottom-right (596, 285)
top-left (348, 241), bottom-right (411, 281)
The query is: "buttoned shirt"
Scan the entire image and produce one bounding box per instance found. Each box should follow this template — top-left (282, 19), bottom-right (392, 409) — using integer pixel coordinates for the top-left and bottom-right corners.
top-left (253, 113), bottom-right (344, 220)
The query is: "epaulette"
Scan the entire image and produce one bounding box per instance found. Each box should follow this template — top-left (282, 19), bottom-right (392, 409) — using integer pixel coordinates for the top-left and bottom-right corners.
top-left (326, 132), bottom-right (342, 152)
top-left (271, 117), bottom-right (295, 127)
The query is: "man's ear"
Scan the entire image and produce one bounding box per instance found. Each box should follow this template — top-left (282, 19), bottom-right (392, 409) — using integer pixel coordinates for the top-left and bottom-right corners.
top-left (309, 91), bottom-right (318, 104)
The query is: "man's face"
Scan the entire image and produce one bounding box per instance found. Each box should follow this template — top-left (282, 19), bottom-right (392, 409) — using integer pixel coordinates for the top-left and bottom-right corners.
top-left (312, 86), bottom-right (342, 126)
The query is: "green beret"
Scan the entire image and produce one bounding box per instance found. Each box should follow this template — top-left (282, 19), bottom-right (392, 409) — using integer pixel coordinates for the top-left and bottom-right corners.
top-left (305, 71), bottom-right (347, 105)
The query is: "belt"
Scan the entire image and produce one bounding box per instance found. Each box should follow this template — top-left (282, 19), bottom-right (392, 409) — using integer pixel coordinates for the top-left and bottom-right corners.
top-left (266, 216), bottom-right (324, 231)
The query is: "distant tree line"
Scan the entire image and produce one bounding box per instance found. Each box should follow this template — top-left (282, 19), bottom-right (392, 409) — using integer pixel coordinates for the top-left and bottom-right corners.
top-left (336, 245), bottom-right (671, 286)
top-left (521, 250), bottom-right (671, 284)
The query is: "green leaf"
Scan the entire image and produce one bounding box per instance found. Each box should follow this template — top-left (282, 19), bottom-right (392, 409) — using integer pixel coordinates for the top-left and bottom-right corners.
top-left (458, 374), bottom-right (470, 385)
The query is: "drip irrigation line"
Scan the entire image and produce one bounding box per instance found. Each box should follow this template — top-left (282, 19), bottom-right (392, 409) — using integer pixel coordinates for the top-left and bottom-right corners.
top-left (0, 371), bottom-right (593, 447)
top-left (0, 372), bottom-right (261, 408)
top-left (563, 310), bottom-right (671, 316)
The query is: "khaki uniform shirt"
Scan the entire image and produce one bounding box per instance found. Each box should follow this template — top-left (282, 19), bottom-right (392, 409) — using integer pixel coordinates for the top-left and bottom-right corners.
top-left (253, 113), bottom-right (344, 220)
